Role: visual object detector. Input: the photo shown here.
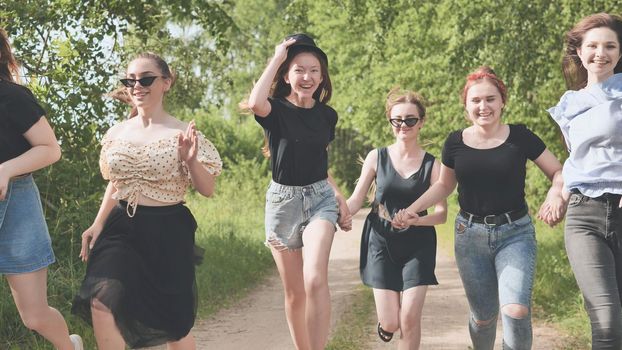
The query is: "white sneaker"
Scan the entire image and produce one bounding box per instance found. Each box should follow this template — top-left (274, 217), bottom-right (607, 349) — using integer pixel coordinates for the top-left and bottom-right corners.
top-left (69, 334), bottom-right (84, 350)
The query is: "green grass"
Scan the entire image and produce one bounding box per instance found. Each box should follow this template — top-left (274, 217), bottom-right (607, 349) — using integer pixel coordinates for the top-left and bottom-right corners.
top-left (0, 160), bottom-right (275, 349)
top-left (326, 286), bottom-right (376, 350)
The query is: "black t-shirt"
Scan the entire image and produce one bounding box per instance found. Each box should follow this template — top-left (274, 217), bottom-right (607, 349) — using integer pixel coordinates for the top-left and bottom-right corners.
top-left (0, 80), bottom-right (46, 164)
top-left (255, 97), bottom-right (337, 186)
top-left (442, 124), bottom-right (546, 216)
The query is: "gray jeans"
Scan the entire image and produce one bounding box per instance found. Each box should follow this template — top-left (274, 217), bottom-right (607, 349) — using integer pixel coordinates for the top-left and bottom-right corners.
top-left (565, 191), bottom-right (622, 350)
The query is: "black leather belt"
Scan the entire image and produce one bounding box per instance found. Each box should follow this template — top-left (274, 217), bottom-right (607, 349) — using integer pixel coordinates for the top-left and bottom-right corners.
top-left (570, 189), bottom-right (622, 203)
top-left (459, 207), bottom-right (528, 226)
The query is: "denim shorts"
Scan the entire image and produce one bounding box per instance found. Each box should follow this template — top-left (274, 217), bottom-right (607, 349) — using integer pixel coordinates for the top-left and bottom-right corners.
top-left (264, 179), bottom-right (339, 250)
top-left (0, 175), bottom-right (55, 274)
top-left (454, 213), bottom-right (536, 319)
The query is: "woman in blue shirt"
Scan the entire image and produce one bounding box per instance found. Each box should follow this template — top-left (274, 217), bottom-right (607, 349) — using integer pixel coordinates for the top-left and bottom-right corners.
top-left (548, 13), bottom-right (622, 349)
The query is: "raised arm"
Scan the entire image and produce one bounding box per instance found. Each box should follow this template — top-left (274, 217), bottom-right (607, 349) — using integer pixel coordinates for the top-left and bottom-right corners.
top-left (248, 38), bottom-right (296, 117)
top-left (346, 149), bottom-right (377, 216)
top-left (179, 121), bottom-right (220, 198)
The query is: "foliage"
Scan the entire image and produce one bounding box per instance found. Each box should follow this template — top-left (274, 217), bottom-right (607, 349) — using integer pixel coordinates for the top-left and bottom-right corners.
top-left (2, 0), bottom-right (622, 347)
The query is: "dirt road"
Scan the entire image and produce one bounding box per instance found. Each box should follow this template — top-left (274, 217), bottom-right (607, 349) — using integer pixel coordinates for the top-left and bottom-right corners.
top-left (156, 210), bottom-right (565, 349)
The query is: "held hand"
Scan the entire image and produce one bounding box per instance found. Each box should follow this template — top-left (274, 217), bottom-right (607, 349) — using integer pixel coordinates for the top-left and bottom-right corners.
top-left (273, 38), bottom-right (297, 64)
top-left (392, 208), bottom-right (419, 229)
top-left (401, 209), bottom-right (421, 227)
top-left (178, 121), bottom-right (199, 164)
top-left (80, 223), bottom-right (103, 262)
top-left (336, 196), bottom-right (352, 232)
top-left (537, 189), bottom-right (568, 227)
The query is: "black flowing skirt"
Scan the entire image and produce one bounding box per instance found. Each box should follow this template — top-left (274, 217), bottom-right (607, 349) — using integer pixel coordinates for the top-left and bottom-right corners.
top-left (72, 201), bottom-right (202, 348)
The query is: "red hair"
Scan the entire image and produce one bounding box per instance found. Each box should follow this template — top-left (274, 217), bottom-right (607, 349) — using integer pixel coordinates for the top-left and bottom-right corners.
top-left (461, 66), bottom-right (507, 106)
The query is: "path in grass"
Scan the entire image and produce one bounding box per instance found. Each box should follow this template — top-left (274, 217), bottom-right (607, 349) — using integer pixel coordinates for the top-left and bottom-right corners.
top-left (155, 209), bottom-right (566, 349)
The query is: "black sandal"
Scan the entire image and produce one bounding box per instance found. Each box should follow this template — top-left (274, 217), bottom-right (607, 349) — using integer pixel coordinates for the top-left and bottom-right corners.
top-left (377, 322), bottom-right (393, 342)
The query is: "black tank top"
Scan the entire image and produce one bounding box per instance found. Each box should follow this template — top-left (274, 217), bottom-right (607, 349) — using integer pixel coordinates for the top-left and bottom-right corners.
top-left (372, 147), bottom-right (435, 235)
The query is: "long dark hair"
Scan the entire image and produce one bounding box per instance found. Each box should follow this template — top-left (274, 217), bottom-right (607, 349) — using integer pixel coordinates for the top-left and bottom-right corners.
top-left (257, 47), bottom-right (333, 157)
top-left (0, 28), bottom-right (21, 83)
top-left (562, 13), bottom-right (622, 90)
top-left (272, 47), bottom-right (332, 103)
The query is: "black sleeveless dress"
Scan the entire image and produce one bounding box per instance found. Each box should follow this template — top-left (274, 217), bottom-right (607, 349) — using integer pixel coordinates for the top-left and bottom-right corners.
top-left (360, 148), bottom-right (438, 291)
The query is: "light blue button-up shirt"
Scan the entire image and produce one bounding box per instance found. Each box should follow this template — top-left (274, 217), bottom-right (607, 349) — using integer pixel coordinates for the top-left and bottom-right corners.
top-left (548, 73), bottom-right (622, 197)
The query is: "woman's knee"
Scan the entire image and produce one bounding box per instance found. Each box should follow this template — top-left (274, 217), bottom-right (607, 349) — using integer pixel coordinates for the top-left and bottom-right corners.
top-left (303, 273), bottom-right (328, 295)
top-left (471, 314), bottom-right (497, 328)
top-left (283, 287), bottom-right (306, 307)
top-left (399, 317), bottom-right (420, 335)
top-left (379, 315), bottom-right (399, 333)
top-left (501, 303), bottom-right (529, 319)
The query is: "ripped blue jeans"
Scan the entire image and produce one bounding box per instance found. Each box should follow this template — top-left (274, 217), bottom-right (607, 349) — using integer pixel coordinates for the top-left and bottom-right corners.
top-left (454, 213), bottom-right (536, 350)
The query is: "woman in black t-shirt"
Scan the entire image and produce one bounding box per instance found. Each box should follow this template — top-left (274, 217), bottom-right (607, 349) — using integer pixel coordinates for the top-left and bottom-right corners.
top-left (0, 28), bottom-right (83, 349)
top-left (248, 34), bottom-right (351, 350)
top-left (393, 67), bottom-right (565, 349)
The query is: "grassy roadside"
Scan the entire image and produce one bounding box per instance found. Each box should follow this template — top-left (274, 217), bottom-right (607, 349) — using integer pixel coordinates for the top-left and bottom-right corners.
top-left (326, 286), bottom-right (376, 350)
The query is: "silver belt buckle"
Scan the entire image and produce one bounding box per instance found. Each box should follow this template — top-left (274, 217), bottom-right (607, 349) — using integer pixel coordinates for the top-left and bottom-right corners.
top-left (483, 215), bottom-right (496, 226)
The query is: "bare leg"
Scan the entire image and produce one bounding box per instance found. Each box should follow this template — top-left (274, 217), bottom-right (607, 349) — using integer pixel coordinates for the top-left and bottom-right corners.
top-left (167, 332), bottom-right (196, 350)
top-left (271, 248), bottom-right (310, 350)
top-left (7, 268), bottom-right (75, 350)
top-left (373, 288), bottom-right (401, 333)
top-left (91, 299), bottom-right (125, 350)
top-left (301, 219), bottom-right (335, 350)
top-left (398, 286), bottom-right (427, 350)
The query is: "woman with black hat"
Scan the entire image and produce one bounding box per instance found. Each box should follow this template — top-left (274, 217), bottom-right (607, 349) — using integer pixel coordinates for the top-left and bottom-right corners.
top-left (248, 34), bottom-right (352, 350)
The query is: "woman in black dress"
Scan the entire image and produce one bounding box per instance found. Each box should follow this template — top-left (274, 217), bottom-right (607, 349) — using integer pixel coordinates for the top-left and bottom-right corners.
top-left (347, 88), bottom-right (447, 349)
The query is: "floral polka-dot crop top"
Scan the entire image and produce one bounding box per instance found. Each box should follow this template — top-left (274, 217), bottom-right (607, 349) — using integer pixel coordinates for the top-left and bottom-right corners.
top-left (99, 131), bottom-right (222, 217)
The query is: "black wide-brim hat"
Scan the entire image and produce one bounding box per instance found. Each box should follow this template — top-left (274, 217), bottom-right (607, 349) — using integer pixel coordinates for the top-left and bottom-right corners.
top-left (285, 33), bottom-right (328, 66)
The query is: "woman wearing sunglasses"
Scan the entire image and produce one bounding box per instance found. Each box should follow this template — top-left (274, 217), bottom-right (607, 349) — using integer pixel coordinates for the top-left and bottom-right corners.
top-left (346, 88), bottom-right (447, 348)
top-left (72, 52), bottom-right (222, 350)
top-left (0, 28), bottom-right (83, 350)
top-left (248, 34), bottom-right (352, 350)
top-left (392, 67), bottom-right (565, 349)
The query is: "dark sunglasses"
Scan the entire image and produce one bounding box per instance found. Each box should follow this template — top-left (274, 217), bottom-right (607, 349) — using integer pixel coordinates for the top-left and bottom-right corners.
top-left (119, 76), bottom-right (162, 88)
top-left (389, 117), bottom-right (420, 128)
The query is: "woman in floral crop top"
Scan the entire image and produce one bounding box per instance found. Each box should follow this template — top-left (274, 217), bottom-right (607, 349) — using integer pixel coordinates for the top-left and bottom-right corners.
top-left (72, 52), bottom-right (221, 350)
